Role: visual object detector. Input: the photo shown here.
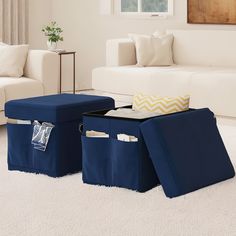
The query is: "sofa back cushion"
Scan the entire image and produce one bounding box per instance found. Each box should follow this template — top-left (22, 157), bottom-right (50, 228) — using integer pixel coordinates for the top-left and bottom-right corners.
top-left (0, 44), bottom-right (29, 77)
top-left (168, 30), bottom-right (236, 67)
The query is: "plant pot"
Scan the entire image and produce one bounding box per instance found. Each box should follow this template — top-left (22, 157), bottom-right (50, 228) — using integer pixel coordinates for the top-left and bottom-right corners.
top-left (47, 40), bottom-right (57, 51)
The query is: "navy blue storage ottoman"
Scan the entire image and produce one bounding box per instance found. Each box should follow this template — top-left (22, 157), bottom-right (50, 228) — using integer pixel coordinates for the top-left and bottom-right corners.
top-left (5, 94), bottom-right (114, 177)
top-left (82, 107), bottom-right (160, 192)
top-left (82, 107), bottom-right (235, 196)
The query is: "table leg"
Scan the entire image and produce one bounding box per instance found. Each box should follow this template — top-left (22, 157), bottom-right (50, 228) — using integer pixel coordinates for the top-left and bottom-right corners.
top-left (59, 54), bottom-right (62, 94)
top-left (73, 53), bottom-right (76, 94)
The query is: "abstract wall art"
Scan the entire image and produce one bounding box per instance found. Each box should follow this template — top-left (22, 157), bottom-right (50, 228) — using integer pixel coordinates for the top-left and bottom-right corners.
top-left (188, 0), bottom-right (236, 24)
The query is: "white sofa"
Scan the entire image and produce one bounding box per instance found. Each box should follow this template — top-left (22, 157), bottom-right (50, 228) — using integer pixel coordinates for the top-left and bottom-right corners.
top-left (0, 50), bottom-right (59, 125)
top-left (92, 30), bottom-right (236, 118)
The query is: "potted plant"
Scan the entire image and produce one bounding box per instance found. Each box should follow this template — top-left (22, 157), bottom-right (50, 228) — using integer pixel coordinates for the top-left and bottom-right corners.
top-left (42, 21), bottom-right (63, 50)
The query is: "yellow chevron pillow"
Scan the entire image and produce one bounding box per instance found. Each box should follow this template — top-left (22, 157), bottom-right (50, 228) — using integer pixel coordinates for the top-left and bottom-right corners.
top-left (133, 94), bottom-right (190, 114)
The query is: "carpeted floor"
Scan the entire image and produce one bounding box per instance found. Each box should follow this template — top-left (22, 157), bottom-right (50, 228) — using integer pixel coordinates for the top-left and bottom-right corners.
top-left (0, 122), bottom-right (236, 236)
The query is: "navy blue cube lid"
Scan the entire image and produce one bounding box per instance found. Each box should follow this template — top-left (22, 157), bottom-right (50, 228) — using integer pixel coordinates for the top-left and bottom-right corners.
top-left (140, 108), bottom-right (235, 198)
top-left (5, 94), bottom-right (115, 123)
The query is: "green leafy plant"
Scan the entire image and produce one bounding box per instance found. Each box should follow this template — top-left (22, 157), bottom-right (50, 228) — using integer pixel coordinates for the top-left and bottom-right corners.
top-left (42, 21), bottom-right (63, 43)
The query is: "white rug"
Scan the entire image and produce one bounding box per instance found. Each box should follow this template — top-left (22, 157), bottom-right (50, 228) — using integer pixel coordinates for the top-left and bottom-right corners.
top-left (0, 122), bottom-right (236, 236)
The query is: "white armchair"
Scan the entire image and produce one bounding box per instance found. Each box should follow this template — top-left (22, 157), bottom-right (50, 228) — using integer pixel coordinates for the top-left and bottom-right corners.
top-left (24, 50), bottom-right (59, 95)
top-left (0, 50), bottom-right (59, 125)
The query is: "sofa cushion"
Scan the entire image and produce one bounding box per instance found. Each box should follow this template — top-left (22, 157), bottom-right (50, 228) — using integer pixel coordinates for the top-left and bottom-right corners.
top-left (92, 65), bottom-right (213, 96)
top-left (0, 77), bottom-right (44, 109)
top-left (168, 30), bottom-right (236, 67)
top-left (0, 45), bottom-right (29, 77)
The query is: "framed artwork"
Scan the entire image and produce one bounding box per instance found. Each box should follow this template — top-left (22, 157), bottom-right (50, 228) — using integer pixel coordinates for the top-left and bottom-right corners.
top-left (188, 0), bottom-right (236, 24)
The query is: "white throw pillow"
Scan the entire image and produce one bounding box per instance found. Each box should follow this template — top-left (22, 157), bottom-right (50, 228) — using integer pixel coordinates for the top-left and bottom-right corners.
top-left (130, 34), bottom-right (174, 67)
top-left (0, 44), bottom-right (29, 77)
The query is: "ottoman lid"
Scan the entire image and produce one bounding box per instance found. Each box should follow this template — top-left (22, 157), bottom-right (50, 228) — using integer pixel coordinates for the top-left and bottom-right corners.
top-left (140, 108), bottom-right (235, 198)
top-left (5, 94), bottom-right (114, 123)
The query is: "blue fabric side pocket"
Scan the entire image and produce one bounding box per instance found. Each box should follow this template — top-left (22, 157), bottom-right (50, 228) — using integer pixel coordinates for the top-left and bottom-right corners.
top-left (111, 139), bottom-right (140, 190)
top-left (82, 136), bottom-right (112, 186)
top-left (32, 127), bottom-right (56, 173)
top-left (7, 123), bottom-right (33, 169)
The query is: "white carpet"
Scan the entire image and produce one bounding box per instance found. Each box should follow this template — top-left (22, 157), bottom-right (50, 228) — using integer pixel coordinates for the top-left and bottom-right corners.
top-left (0, 122), bottom-right (236, 236)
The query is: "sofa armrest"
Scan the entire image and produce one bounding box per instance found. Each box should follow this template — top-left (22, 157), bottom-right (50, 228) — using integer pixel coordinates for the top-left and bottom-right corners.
top-left (106, 39), bottom-right (137, 66)
top-left (24, 50), bottom-right (59, 95)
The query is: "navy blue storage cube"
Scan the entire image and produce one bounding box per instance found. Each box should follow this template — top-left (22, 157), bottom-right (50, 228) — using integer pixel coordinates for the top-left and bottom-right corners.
top-left (82, 108), bottom-right (235, 195)
top-left (140, 108), bottom-right (235, 198)
top-left (5, 94), bottom-right (114, 177)
top-left (82, 108), bottom-right (160, 192)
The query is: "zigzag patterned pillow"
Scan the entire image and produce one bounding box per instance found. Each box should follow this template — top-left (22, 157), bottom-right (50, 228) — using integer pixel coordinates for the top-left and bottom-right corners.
top-left (133, 94), bottom-right (190, 114)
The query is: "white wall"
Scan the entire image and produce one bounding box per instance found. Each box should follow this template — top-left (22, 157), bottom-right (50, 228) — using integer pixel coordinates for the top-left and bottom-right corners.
top-left (29, 0), bottom-right (236, 91)
top-left (28, 0), bottom-right (52, 49)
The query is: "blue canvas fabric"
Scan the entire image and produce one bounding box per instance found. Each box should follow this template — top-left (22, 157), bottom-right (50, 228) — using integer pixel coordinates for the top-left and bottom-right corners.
top-left (140, 108), bottom-right (235, 198)
top-left (6, 94), bottom-right (115, 177)
top-left (5, 94), bottom-right (114, 123)
top-left (82, 114), bottom-right (159, 192)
